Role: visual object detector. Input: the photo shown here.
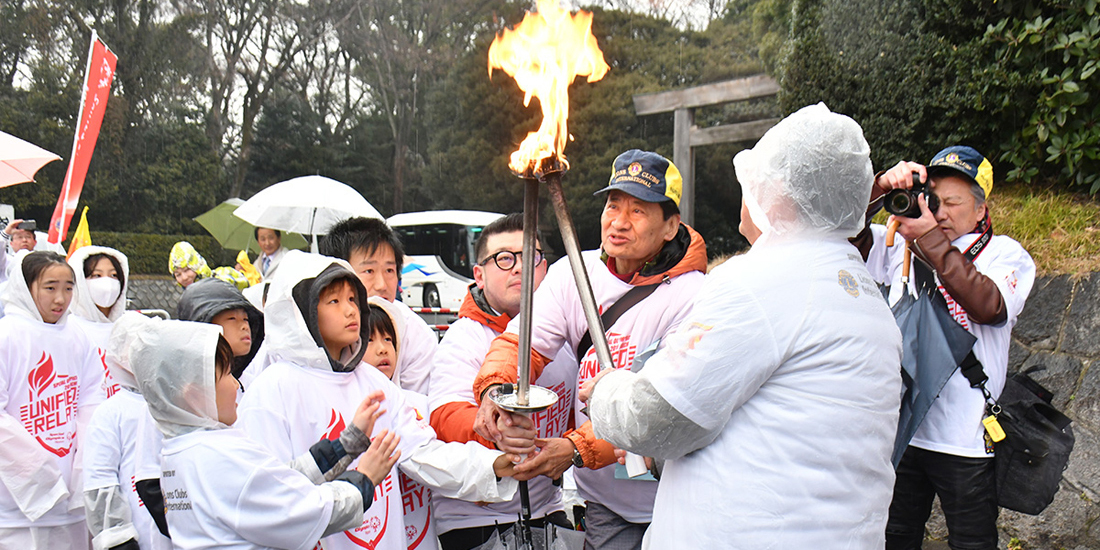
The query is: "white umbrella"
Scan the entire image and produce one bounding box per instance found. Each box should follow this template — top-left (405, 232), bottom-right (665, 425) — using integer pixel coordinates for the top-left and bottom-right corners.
top-left (234, 175), bottom-right (383, 252)
top-left (0, 131), bottom-right (62, 188)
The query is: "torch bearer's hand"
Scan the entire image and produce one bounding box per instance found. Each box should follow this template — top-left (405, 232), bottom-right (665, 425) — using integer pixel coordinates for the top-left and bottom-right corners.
top-left (512, 438), bottom-right (575, 482)
top-left (495, 412), bottom-right (536, 458)
top-left (474, 390), bottom-right (506, 442)
top-left (578, 368), bottom-right (614, 403)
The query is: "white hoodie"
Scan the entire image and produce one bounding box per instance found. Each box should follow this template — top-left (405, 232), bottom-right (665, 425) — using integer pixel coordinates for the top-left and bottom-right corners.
top-left (238, 251), bottom-right (517, 550)
top-left (131, 318), bottom-right (367, 550)
top-left (0, 251), bottom-right (105, 529)
top-left (68, 246), bottom-right (131, 399)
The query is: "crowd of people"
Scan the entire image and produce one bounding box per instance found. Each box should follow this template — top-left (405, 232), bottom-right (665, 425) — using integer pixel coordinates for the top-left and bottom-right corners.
top-left (0, 103), bottom-right (1035, 550)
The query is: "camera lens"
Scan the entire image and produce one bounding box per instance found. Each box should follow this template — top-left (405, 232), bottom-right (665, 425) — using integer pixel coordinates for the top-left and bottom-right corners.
top-left (886, 192), bottom-right (912, 215)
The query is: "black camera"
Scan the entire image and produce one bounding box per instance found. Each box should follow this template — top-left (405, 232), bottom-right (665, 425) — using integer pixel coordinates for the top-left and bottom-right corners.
top-left (884, 173), bottom-right (939, 218)
top-left (15, 220), bottom-right (36, 232)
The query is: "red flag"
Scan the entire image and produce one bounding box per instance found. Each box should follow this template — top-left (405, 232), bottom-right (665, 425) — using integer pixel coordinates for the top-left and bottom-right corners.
top-left (48, 31), bottom-right (117, 244)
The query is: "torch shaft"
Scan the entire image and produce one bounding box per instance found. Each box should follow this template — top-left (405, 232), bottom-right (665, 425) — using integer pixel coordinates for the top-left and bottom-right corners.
top-left (545, 173), bottom-right (615, 372)
top-left (517, 178), bottom-right (540, 407)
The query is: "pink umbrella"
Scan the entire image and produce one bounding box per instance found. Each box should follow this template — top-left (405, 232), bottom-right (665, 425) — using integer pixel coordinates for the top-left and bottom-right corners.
top-left (0, 130), bottom-right (62, 188)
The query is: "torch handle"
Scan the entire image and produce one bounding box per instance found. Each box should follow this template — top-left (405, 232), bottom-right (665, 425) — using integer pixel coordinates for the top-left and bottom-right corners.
top-left (545, 173), bottom-right (615, 373)
top-left (516, 179), bottom-right (540, 407)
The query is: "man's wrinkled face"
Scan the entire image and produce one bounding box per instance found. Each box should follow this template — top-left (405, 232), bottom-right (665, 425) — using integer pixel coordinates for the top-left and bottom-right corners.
top-left (348, 245), bottom-right (399, 302)
top-left (931, 174), bottom-right (986, 242)
top-left (473, 231), bottom-right (547, 318)
top-left (600, 190), bottom-right (679, 271)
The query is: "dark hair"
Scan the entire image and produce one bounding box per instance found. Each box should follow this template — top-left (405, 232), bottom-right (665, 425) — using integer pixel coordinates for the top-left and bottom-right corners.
top-left (659, 200), bottom-right (680, 221)
top-left (475, 213), bottom-right (526, 263)
top-left (319, 217), bottom-right (404, 273)
top-left (22, 251), bottom-right (74, 287)
top-left (83, 253), bottom-right (126, 292)
top-left (254, 227), bottom-right (281, 240)
top-left (364, 305), bottom-right (397, 353)
top-left (214, 335), bottom-right (235, 380)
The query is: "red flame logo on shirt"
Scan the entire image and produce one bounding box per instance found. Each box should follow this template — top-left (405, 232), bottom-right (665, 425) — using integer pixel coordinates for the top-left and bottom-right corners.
top-left (28, 352), bottom-right (56, 398)
top-left (323, 409), bottom-right (346, 441)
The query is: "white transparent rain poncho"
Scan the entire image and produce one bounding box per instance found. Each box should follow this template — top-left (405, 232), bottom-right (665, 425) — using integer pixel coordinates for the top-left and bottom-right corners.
top-left (734, 102), bottom-right (873, 245)
top-left (589, 102), bottom-right (877, 458)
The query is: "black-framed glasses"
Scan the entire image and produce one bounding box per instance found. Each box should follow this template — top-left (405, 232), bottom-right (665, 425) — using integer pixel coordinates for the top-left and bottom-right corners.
top-left (479, 249), bottom-right (544, 271)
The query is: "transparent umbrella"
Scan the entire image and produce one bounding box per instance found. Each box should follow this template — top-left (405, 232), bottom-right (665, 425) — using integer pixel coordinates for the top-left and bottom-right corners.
top-left (234, 176), bottom-right (383, 251)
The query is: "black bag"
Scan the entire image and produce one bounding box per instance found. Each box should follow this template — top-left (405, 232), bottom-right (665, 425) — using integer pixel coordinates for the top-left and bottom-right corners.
top-left (993, 369), bottom-right (1075, 515)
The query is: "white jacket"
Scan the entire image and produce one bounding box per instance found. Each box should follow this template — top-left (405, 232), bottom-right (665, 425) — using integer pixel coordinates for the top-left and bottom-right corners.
top-left (0, 251), bottom-right (105, 528)
top-left (237, 251), bottom-right (516, 550)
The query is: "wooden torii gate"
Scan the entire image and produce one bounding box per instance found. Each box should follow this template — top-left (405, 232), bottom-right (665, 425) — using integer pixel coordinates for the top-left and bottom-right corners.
top-left (633, 74), bottom-right (781, 226)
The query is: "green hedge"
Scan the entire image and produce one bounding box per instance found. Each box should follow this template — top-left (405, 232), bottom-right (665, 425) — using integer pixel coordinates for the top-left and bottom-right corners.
top-left (79, 232), bottom-right (242, 275)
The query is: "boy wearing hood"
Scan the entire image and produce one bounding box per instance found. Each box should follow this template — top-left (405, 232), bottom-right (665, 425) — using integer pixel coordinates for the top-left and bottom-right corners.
top-left (238, 251), bottom-right (520, 550)
top-left (131, 317), bottom-right (399, 550)
top-left (176, 278), bottom-right (265, 383)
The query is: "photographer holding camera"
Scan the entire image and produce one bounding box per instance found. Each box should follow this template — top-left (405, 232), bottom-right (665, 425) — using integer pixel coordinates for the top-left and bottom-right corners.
top-left (853, 146), bottom-right (1036, 550)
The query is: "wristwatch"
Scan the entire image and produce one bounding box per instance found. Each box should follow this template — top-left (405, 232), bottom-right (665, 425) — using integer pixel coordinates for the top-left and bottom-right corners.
top-left (571, 446), bottom-right (584, 468)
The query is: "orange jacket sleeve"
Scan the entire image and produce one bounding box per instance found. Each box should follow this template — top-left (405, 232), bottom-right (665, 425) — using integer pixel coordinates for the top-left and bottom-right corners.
top-left (473, 332), bottom-right (552, 405)
top-left (429, 401), bottom-right (495, 449)
top-left (565, 421), bottom-right (618, 470)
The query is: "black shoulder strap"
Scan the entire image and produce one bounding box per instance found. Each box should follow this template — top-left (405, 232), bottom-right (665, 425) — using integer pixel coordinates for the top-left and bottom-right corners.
top-left (575, 282), bottom-right (661, 362)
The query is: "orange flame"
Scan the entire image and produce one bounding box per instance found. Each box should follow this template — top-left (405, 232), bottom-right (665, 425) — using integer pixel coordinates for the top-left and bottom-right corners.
top-left (489, 0), bottom-right (609, 177)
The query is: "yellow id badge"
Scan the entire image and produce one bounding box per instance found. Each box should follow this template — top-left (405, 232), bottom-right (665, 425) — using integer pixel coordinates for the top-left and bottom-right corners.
top-left (983, 415), bottom-right (1006, 442)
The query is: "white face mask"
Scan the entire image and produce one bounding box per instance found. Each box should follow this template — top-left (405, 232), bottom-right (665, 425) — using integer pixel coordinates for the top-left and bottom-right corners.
top-left (87, 277), bottom-right (122, 309)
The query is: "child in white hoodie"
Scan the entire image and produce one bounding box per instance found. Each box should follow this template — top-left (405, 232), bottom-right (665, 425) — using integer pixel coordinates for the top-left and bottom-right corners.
top-left (238, 251), bottom-right (520, 550)
top-left (0, 251), bottom-right (105, 550)
top-left (131, 318), bottom-right (400, 550)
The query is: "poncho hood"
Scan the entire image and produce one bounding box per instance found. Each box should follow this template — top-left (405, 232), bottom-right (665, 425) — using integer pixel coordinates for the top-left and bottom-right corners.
top-left (265, 250), bottom-right (369, 373)
top-left (131, 318), bottom-right (227, 438)
top-left (733, 102), bottom-right (873, 245)
top-left (106, 311), bottom-right (158, 390)
top-left (68, 245), bottom-right (130, 323)
top-left (1, 250), bottom-right (76, 325)
top-left (177, 277), bottom-right (265, 378)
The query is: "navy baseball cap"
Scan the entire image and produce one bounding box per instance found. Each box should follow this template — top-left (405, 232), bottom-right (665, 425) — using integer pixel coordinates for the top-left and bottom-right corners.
top-left (595, 149), bottom-right (682, 207)
top-left (928, 146), bottom-right (993, 198)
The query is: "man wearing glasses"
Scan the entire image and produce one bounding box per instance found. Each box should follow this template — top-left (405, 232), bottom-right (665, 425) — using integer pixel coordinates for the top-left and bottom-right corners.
top-left (428, 213), bottom-right (576, 549)
top-left (471, 150), bottom-right (709, 550)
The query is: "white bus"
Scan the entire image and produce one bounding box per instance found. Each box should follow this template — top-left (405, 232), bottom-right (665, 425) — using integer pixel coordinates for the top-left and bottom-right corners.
top-left (388, 210), bottom-right (504, 310)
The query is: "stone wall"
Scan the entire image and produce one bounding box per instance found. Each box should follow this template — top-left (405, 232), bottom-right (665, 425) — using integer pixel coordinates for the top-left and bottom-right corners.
top-left (126, 275), bottom-right (183, 315)
top-left (926, 273), bottom-right (1100, 549)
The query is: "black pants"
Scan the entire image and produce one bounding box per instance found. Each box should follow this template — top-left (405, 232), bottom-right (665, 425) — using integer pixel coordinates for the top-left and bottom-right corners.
top-left (886, 446), bottom-right (999, 550)
top-left (438, 510), bottom-right (572, 550)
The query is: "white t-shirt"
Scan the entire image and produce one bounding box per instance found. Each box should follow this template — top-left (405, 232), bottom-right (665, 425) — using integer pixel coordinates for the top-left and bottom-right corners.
top-left (396, 390), bottom-right (435, 550)
top-left (866, 226), bottom-right (1036, 457)
top-left (0, 314), bottom-right (105, 527)
top-left (160, 428), bottom-right (337, 550)
top-left (393, 301), bottom-right (437, 394)
top-left (238, 361), bottom-right (514, 550)
top-left (639, 237), bottom-right (903, 549)
top-left (428, 316), bottom-right (575, 533)
top-left (69, 316), bottom-right (121, 399)
top-left (518, 250), bottom-right (704, 523)
top-left (83, 388), bottom-right (170, 550)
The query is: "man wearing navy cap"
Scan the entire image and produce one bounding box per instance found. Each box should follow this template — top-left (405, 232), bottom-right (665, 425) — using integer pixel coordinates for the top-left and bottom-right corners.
top-left (471, 150), bottom-right (708, 549)
top-left (855, 146), bottom-right (1037, 550)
